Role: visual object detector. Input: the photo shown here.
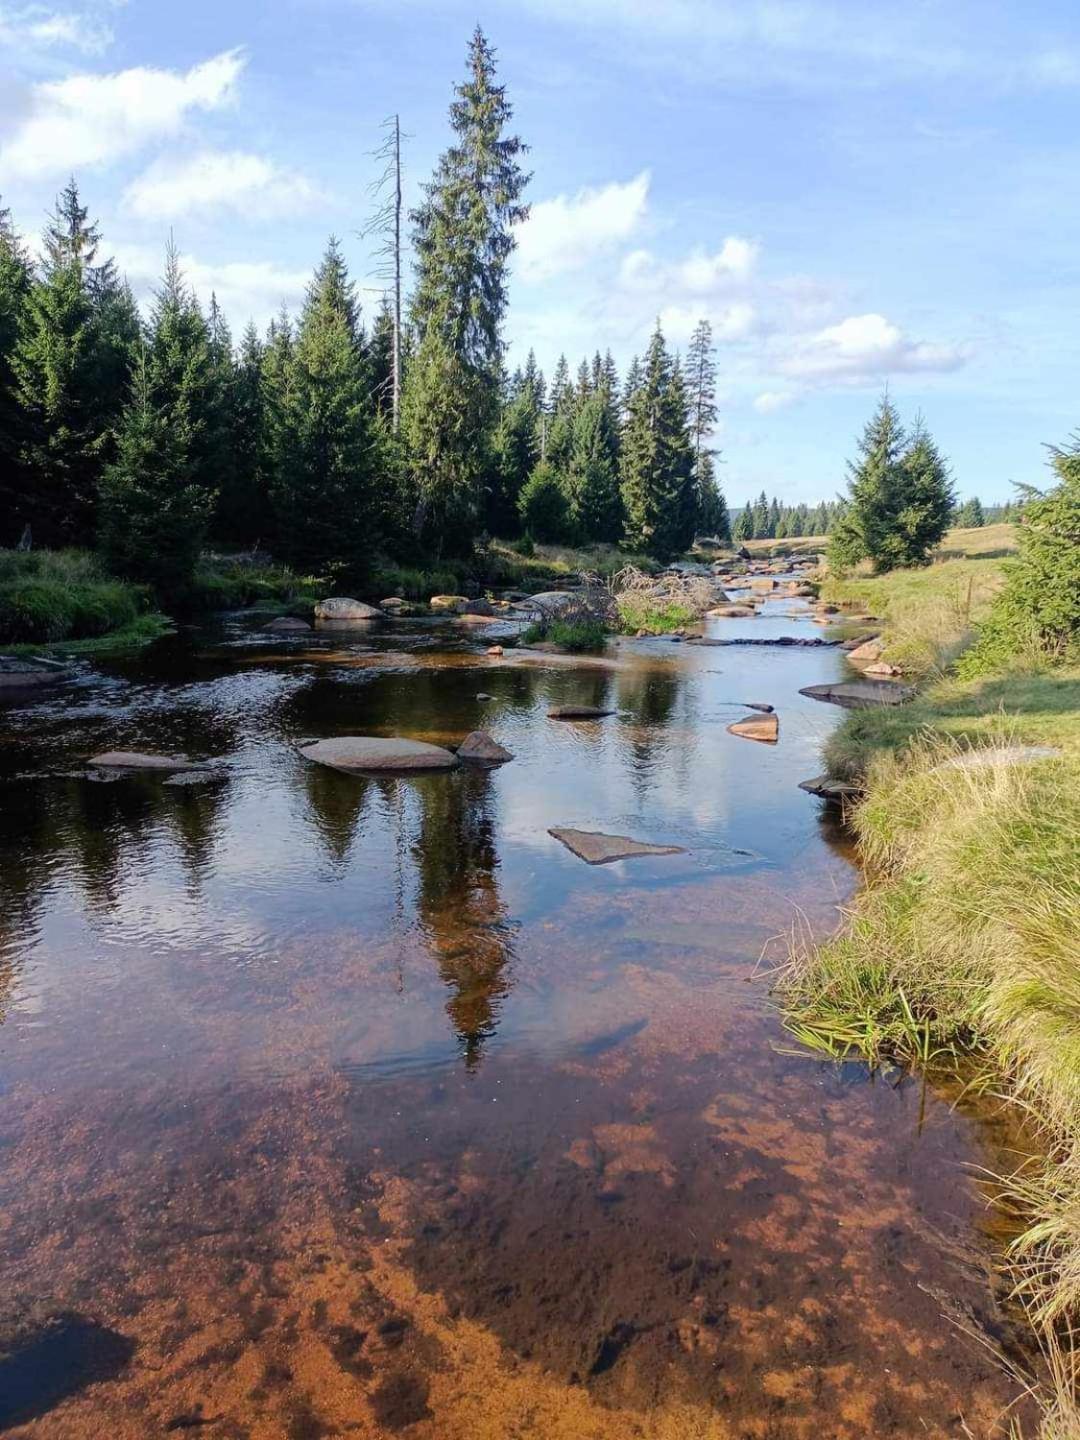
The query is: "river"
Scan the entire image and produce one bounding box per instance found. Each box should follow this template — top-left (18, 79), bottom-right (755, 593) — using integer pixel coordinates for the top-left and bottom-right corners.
top-left (0, 596), bottom-right (1032, 1437)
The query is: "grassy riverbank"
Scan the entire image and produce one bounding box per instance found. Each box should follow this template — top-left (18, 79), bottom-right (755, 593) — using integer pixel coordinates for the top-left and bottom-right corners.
top-left (784, 547), bottom-right (1080, 1427)
top-left (0, 549), bottom-right (162, 647)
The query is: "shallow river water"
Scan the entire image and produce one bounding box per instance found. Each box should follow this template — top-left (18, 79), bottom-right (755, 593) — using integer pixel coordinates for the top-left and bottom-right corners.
top-left (0, 600), bottom-right (1032, 1437)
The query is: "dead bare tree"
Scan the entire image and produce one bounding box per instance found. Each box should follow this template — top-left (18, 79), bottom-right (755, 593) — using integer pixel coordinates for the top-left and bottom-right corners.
top-left (360, 114), bottom-right (405, 432)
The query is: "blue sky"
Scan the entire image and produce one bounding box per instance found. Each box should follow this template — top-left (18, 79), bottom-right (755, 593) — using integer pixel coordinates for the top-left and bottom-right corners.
top-left (2, 0), bottom-right (1079, 505)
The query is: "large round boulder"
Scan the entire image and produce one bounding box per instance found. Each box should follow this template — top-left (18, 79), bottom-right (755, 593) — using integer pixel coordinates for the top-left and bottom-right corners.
top-left (298, 736), bottom-right (459, 773)
top-left (314, 597), bottom-right (383, 621)
top-left (430, 595), bottom-right (470, 614)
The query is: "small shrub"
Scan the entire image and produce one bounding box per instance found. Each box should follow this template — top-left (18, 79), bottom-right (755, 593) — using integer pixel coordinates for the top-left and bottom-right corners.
top-left (522, 617), bottom-right (608, 652)
top-left (0, 550), bottom-right (149, 643)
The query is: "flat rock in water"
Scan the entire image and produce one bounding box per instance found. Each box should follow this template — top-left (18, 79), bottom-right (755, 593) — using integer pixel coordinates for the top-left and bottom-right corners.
top-left (548, 704), bottom-right (614, 720)
top-left (744, 702), bottom-right (774, 713)
top-left (0, 656), bottom-right (69, 688)
top-left (549, 827), bottom-right (686, 865)
top-left (799, 774), bottom-right (862, 801)
top-left (727, 712), bottom-right (779, 743)
top-left (799, 680), bottom-right (916, 709)
top-left (162, 769), bottom-right (229, 787)
top-left (687, 636), bottom-right (835, 648)
top-left (313, 597), bottom-right (383, 621)
top-left (264, 616), bottom-right (311, 632)
top-left (846, 637), bottom-right (885, 662)
top-left (298, 736), bottom-right (459, 773)
top-left (429, 594), bottom-right (470, 613)
top-left (87, 751), bottom-right (210, 771)
top-left (456, 730), bottom-right (514, 764)
top-left (706, 605), bottom-right (756, 618)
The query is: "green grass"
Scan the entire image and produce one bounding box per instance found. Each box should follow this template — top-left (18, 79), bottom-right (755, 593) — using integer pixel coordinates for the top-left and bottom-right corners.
top-left (10, 612), bottom-right (175, 656)
top-left (615, 594), bottom-right (700, 634)
top-left (0, 548), bottom-right (152, 644)
top-left (189, 556), bottom-right (322, 612)
top-left (521, 617), bottom-right (608, 652)
top-left (487, 539), bottom-right (659, 587)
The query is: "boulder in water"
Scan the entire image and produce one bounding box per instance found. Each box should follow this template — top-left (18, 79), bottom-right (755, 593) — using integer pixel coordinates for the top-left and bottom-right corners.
top-left (799, 774), bottom-right (862, 801)
top-left (264, 616), bottom-right (311, 632)
top-left (846, 636), bottom-right (885, 663)
top-left (430, 594), bottom-right (470, 614)
top-left (298, 736), bottom-right (459, 773)
top-left (0, 655), bottom-right (69, 689)
top-left (314, 597), bottom-right (382, 621)
top-left (456, 730), bottom-right (514, 764)
top-left (549, 828), bottom-right (685, 865)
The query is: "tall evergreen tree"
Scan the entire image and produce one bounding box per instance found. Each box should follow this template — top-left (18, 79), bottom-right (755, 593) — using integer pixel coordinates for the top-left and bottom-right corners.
top-left (567, 390), bottom-right (623, 542)
top-left (489, 385), bottom-right (537, 535)
top-left (685, 318), bottom-right (728, 539)
top-left (216, 321), bottom-right (269, 545)
top-left (751, 490), bottom-right (770, 539)
top-left (270, 241), bottom-right (375, 577)
top-left (733, 502), bottom-right (754, 542)
top-left (100, 245), bottom-right (218, 593)
top-left (0, 200), bottom-right (32, 540)
top-left (957, 495), bottom-right (985, 528)
top-left (404, 27), bottom-right (529, 552)
top-left (12, 181), bottom-right (122, 543)
top-left (619, 324), bottom-right (695, 560)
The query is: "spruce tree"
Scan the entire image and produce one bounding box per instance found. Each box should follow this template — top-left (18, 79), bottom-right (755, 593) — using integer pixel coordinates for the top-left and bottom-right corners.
top-left (619, 324), bottom-right (695, 560)
top-left (686, 319), bottom-right (727, 540)
top-left (100, 245), bottom-right (217, 593)
top-left (12, 181), bottom-right (116, 543)
top-left (368, 297), bottom-right (396, 421)
top-left (216, 321), bottom-right (268, 546)
top-left (567, 390), bottom-right (623, 542)
top-left (489, 386), bottom-right (537, 535)
top-left (894, 416), bottom-right (954, 565)
top-left (733, 502), bottom-right (754, 543)
top-left (0, 200), bottom-right (32, 541)
top-left (404, 27), bottom-right (529, 552)
top-left (518, 458), bottom-right (570, 543)
top-left (751, 490), bottom-right (770, 539)
top-left (270, 240), bottom-right (375, 578)
top-left (957, 496), bottom-right (985, 528)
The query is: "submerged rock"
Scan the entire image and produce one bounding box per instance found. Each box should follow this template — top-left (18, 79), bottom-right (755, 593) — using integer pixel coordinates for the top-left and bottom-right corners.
top-left (0, 656), bottom-right (69, 689)
top-left (87, 751), bottom-right (211, 771)
top-left (745, 702), bottom-right (775, 713)
top-left (313, 597), bottom-right (383, 621)
top-left (456, 730), bottom-right (514, 764)
top-left (799, 680), bottom-right (916, 709)
top-left (549, 827), bottom-right (686, 865)
top-left (264, 616), bottom-right (311, 632)
top-left (548, 704), bottom-right (614, 720)
top-left (298, 736), bottom-right (459, 773)
top-left (162, 770), bottom-right (229, 787)
top-left (727, 712), bottom-right (779, 743)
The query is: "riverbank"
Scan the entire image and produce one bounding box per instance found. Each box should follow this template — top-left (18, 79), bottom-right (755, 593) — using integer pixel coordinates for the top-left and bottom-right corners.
top-left (784, 553), bottom-right (1080, 1431)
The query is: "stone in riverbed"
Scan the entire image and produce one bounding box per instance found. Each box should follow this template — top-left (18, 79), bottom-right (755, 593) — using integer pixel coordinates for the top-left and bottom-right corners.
top-left (705, 605), bottom-right (755, 618)
top-left (799, 774), bottom-right (862, 801)
top-left (549, 828), bottom-right (686, 865)
top-left (298, 736), bottom-right (459, 773)
top-left (864, 661), bottom-right (902, 677)
top-left (727, 712), bottom-right (779, 743)
top-left (87, 751), bottom-right (211, 771)
top-left (314, 597), bottom-right (383, 621)
top-left (548, 704), bottom-right (614, 720)
top-left (264, 616), bottom-right (311, 632)
top-left (430, 594), bottom-right (470, 614)
top-left (456, 730), bottom-right (514, 764)
top-left (745, 702), bottom-right (774, 713)
top-left (799, 680), bottom-right (916, 709)
top-left (0, 655), bottom-right (69, 689)
top-left (486, 645), bottom-right (504, 657)
top-left (846, 636), bottom-right (884, 663)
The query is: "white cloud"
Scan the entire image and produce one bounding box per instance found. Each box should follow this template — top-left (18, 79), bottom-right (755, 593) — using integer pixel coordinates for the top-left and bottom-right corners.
top-left (0, 4), bottom-right (114, 54)
top-left (618, 237), bottom-right (759, 295)
top-left (111, 242), bottom-right (310, 331)
top-left (124, 149), bottom-right (325, 222)
top-left (515, 171), bottom-right (650, 282)
top-left (778, 312), bottom-right (967, 385)
top-left (0, 48), bottom-right (245, 178)
top-left (753, 390), bottom-right (797, 413)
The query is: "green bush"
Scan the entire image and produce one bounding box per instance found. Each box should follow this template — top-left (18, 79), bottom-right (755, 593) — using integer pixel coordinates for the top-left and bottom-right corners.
top-left (521, 617), bottom-right (608, 651)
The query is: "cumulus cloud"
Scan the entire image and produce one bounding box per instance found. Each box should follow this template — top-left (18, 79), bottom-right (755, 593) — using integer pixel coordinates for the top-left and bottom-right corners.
top-left (124, 150), bottom-right (325, 222)
top-left (618, 236), bottom-right (758, 295)
top-left (111, 242), bottom-right (309, 331)
top-left (0, 48), bottom-right (245, 177)
top-left (515, 171), bottom-right (649, 282)
top-left (777, 312), bottom-right (967, 385)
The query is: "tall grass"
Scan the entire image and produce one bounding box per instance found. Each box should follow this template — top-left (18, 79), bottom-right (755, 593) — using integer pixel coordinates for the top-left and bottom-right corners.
top-left (0, 548), bottom-right (151, 643)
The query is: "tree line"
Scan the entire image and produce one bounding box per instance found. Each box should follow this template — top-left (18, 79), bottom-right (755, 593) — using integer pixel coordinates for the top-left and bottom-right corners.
top-left (0, 30), bottom-right (737, 594)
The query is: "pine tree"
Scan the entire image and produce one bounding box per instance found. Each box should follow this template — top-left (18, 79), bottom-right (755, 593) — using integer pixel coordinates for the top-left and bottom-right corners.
top-left (404, 27), bottom-right (529, 552)
top-left (270, 240), bottom-right (375, 578)
top-left (100, 245), bottom-right (217, 593)
top-left (216, 321), bottom-right (269, 546)
top-left (957, 495), bottom-right (985, 528)
top-left (518, 458), bottom-right (570, 543)
top-left (12, 181), bottom-right (116, 543)
top-left (548, 354), bottom-right (572, 416)
top-left (567, 390), bottom-right (623, 542)
top-left (733, 502), bottom-right (754, 543)
top-left (368, 297), bottom-right (396, 421)
top-left (893, 416), bottom-right (954, 566)
top-left (0, 199), bottom-right (32, 540)
top-left (829, 392), bottom-right (907, 571)
top-left (751, 490), bottom-right (770, 539)
top-left (489, 386), bottom-right (537, 535)
top-left (619, 324), bottom-right (695, 560)
top-left (686, 318), bottom-right (726, 540)
top-left (768, 495), bottom-right (781, 537)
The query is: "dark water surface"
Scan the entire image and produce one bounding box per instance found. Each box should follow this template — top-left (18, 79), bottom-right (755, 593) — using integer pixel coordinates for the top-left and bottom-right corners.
top-left (0, 605), bottom-right (1031, 1437)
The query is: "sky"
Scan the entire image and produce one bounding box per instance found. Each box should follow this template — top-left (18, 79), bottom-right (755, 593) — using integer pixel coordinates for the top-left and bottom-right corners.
top-left (2, 0), bottom-right (1079, 506)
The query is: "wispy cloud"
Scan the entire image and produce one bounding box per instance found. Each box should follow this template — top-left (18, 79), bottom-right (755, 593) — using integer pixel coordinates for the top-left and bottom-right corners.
top-left (0, 48), bottom-right (245, 177)
top-left (0, 3), bottom-right (116, 55)
top-left (776, 312), bottom-right (968, 386)
top-left (112, 241), bottom-right (310, 330)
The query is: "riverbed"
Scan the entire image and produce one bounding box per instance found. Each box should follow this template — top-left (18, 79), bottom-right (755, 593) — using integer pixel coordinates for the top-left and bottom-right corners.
top-left (0, 599), bottom-right (1032, 1437)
